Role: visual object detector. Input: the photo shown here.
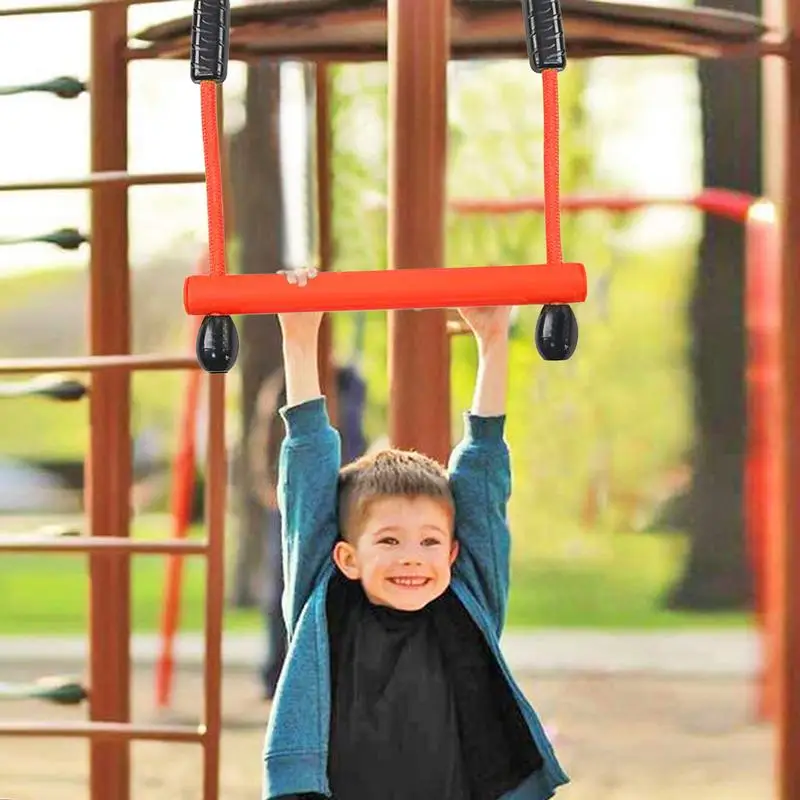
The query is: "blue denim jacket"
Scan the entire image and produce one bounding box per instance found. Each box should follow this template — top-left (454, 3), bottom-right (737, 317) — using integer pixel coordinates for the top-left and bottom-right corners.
top-left (262, 398), bottom-right (568, 799)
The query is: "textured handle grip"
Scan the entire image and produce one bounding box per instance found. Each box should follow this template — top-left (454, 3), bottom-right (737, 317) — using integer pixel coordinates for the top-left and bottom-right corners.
top-left (521, 0), bottom-right (566, 73)
top-left (190, 0), bottom-right (230, 83)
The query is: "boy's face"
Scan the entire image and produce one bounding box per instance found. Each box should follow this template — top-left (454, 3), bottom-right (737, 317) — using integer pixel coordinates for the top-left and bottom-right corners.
top-left (333, 495), bottom-right (459, 611)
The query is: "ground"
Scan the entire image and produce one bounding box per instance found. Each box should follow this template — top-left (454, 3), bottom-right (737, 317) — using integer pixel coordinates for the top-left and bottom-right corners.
top-left (0, 664), bottom-right (772, 800)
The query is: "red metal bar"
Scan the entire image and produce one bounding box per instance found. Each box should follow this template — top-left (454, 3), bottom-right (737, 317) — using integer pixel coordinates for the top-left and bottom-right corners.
top-left (202, 374), bottom-right (226, 800)
top-left (88, 5), bottom-right (132, 799)
top-left (450, 188), bottom-right (786, 720)
top-left (450, 188), bottom-right (755, 222)
top-left (386, 0), bottom-right (451, 464)
top-left (0, 536), bottom-right (207, 554)
top-left (185, 263), bottom-right (587, 316)
top-left (450, 188), bottom-right (781, 723)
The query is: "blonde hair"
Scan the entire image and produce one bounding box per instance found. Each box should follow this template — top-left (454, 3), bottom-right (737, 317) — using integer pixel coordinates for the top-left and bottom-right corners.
top-left (338, 448), bottom-right (454, 542)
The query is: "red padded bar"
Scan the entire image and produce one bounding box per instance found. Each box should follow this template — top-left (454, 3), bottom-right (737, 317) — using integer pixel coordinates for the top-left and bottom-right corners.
top-left (184, 263), bottom-right (587, 315)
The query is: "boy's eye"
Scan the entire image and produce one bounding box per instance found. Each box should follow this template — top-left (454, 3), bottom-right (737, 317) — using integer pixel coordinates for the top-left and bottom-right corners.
top-left (422, 538), bottom-right (443, 547)
top-left (378, 537), bottom-right (399, 546)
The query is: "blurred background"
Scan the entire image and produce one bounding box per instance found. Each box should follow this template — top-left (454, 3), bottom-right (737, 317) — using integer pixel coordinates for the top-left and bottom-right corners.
top-left (0, 0), bottom-right (772, 798)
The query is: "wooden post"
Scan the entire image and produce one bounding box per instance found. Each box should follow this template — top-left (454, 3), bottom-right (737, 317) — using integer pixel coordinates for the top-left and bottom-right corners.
top-left (228, 61), bottom-right (285, 609)
top-left (202, 373), bottom-right (226, 800)
top-left (88, 5), bottom-right (131, 800)
top-left (316, 62), bottom-right (337, 423)
top-left (777, 0), bottom-right (800, 794)
top-left (386, 0), bottom-right (451, 464)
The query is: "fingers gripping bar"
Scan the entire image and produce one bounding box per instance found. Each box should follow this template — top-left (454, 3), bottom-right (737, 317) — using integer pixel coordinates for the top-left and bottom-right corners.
top-left (188, 0), bottom-right (584, 371)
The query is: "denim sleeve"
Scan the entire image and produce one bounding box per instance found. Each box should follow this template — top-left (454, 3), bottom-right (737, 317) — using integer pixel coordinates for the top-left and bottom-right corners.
top-left (447, 413), bottom-right (511, 638)
top-left (277, 397), bottom-right (341, 639)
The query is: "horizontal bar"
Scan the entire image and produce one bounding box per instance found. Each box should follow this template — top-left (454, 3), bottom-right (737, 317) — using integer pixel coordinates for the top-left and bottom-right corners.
top-left (0, 0), bottom-right (170, 17)
top-left (449, 189), bottom-right (758, 224)
top-left (0, 171), bottom-right (204, 192)
top-left (185, 263), bottom-right (587, 316)
top-left (0, 535), bottom-right (208, 555)
top-left (126, 33), bottom-right (788, 67)
top-left (0, 354), bottom-right (197, 375)
top-left (0, 721), bottom-right (205, 743)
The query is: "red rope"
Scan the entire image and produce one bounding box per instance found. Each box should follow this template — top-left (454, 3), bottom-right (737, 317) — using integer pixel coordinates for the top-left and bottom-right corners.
top-left (541, 69), bottom-right (563, 268)
top-left (200, 70), bottom-right (560, 275)
top-left (200, 81), bottom-right (227, 278)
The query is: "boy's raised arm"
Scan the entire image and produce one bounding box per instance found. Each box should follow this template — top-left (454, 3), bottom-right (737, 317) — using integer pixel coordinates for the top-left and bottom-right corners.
top-left (448, 308), bottom-right (513, 637)
top-left (281, 270), bottom-right (324, 408)
top-left (277, 269), bottom-right (341, 637)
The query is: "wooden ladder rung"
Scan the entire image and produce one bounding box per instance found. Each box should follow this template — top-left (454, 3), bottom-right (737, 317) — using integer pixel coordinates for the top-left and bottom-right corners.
top-left (0, 354), bottom-right (198, 375)
top-left (0, 720), bottom-right (206, 743)
top-left (0, 171), bottom-right (204, 192)
top-left (0, 535), bottom-right (207, 555)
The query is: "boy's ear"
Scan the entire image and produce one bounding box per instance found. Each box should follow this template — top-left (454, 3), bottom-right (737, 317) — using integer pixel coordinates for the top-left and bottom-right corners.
top-left (333, 540), bottom-right (361, 579)
top-left (449, 539), bottom-right (460, 566)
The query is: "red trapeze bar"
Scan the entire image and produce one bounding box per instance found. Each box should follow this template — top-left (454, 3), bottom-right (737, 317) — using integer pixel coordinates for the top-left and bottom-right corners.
top-left (184, 263), bottom-right (587, 316)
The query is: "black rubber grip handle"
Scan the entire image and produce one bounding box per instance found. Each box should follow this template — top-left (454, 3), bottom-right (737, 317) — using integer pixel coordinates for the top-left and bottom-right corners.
top-left (190, 0), bottom-right (230, 83)
top-left (520, 0), bottom-right (567, 73)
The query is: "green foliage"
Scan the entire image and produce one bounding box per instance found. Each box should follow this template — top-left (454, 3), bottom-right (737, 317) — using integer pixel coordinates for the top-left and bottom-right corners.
top-left (0, 267), bottom-right (75, 308)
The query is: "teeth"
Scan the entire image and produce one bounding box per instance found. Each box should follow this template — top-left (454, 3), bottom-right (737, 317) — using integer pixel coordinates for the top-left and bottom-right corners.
top-left (389, 578), bottom-right (429, 587)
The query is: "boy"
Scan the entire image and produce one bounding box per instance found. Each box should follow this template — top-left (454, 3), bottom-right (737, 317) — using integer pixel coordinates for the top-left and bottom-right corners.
top-left (263, 268), bottom-right (568, 799)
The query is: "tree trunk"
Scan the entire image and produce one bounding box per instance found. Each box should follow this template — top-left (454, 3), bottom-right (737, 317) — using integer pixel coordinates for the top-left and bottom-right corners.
top-left (666, 2), bottom-right (761, 610)
top-left (228, 61), bottom-right (286, 608)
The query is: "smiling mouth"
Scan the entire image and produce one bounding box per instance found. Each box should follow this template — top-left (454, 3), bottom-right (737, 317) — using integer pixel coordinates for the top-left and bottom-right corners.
top-left (387, 577), bottom-right (432, 588)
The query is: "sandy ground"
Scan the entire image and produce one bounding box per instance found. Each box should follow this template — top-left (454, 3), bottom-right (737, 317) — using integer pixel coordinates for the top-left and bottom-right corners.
top-left (0, 664), bottom-right (773, 800)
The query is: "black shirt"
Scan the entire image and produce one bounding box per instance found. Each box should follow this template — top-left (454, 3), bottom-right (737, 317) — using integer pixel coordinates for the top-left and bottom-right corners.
top-left (326, 573), bottom-right (469, 800)
top-left (317, 571), bottom-right (544, 800)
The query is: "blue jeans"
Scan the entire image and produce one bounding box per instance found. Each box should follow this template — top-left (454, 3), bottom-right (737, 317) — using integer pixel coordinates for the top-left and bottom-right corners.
top-left (261, 507), bottom-right (287, 698)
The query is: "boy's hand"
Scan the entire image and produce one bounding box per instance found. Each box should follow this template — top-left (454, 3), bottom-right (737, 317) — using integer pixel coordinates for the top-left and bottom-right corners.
top-left (458, 306), bottom-right (511, 417)
top-left (277, 267), bottom-right (324, 342)
top-left (457, 306), bottom-right (513, 346)
top-left (278, 268), bottom-right (324, 407)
